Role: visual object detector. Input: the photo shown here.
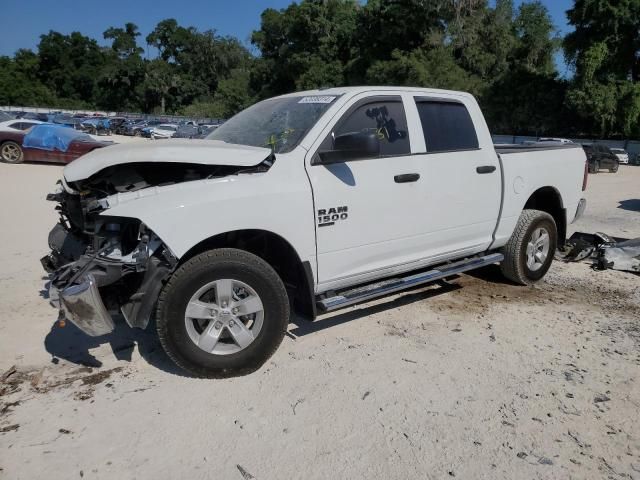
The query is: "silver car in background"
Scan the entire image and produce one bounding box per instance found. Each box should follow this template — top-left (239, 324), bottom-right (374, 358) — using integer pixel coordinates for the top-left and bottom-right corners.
top-left (611, 148), bottom-right (629, 164)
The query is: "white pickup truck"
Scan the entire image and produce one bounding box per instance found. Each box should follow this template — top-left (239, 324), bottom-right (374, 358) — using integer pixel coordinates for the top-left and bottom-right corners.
top-left (43, 87), bottom-right (588, 377)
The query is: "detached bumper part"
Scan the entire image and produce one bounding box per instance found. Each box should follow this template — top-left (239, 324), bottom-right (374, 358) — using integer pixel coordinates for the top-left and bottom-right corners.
top-left (54, 274), bottom-right (115, 336)
top-left (572, 198), bottom-right (587, 223)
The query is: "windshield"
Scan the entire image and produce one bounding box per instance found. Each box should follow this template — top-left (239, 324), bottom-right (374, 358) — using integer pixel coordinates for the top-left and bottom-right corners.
top-left (207, 95), bottom-right (339, 153)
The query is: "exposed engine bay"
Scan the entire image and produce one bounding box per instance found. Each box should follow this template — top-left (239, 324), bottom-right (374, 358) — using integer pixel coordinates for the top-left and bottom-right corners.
top-left (42, 159), bottom-right (273, 335)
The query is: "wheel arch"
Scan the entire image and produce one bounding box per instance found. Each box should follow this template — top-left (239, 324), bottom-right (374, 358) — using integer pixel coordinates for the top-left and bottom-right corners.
top-left (179, 229), bottom-right (316, 320)
top-left (523, 186), bottom-right (566, 244)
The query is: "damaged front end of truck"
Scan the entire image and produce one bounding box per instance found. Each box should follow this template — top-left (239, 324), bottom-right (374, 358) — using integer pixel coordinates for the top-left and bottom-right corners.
top-left (42, 170), bottom-right (183, 336)
top-left (42, 149), bottom-right (274, 336)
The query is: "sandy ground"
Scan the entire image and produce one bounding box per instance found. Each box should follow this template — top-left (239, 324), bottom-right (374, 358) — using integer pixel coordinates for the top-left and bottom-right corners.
top-left (0, 162), bottom-right (639, 480)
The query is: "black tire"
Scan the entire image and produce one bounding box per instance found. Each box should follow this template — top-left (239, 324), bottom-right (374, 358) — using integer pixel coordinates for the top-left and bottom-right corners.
top-left (591, 161), bottom-right (600, 173)
top-left (0, 141), bottom-right (24, 164)
top-left (157, 248), bottom-right (289, 378)
top-left (609, 164), bottom-right (618, 173)
top-left (500, 209), bottom-right (557, 285)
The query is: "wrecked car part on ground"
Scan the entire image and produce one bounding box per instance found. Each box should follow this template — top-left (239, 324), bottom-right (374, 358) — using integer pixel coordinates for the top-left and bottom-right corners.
top-left (557, 232), bottom-right (640, 274)
top-left (42, 158), bottom-right (275, 336)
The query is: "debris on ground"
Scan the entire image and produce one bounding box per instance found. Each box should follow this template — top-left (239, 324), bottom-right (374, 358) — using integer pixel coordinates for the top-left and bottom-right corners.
top-left (236, 464), bottom-right (256, 479)
top-left (558, 232), bottom-right (640, 273)
top-left (0, 424), bottom-right (19, 433)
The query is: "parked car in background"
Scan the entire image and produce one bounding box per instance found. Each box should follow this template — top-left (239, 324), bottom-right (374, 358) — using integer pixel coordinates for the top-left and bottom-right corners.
top-left (538, 137), bottom-right (574, 144)
top-left (108, 117), bottom-right (128, 134)
top-left (118, 119), bottom-right (143, 136)
top-left (582, 144), bottom-right (619, 173)
top-left (9, 111), bottom-right (42, 121)
top-left (173, 124), bottom-right (199, 139)
top-left (173, 124), bottom-right (218, 139)
top-left (51, 114), bottom-right (82, 129)
top-left (0, 111), bottom-right (15, 122)
top-left (130, 120), bottom-right (162, 137)
top-left (0, 119), bottom-right (43, 131)
top-left (148, 123), bottom-right (178, 139)
top-left (80, 118), bottom-right (111, 136)
top-left (195, 124), bottom-right (219, 138)
top-left (0, 124), bottom-right (111, 164)
top-left (610, 148), bottom-right (629, 164)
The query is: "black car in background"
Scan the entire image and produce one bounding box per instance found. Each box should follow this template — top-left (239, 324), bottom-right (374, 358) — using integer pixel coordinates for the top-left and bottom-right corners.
top-left (582, 144), bottom-right (619, 173)
top-left (120, 120), bottom-right (161, 136)
top-left (173, 124), bottom-right (219, 139)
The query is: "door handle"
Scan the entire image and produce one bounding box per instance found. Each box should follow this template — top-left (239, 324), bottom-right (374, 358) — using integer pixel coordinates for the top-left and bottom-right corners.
top-left (476, 165), bottom-right (496, 174)
top-left (394, 173), bottom-right (420, 183)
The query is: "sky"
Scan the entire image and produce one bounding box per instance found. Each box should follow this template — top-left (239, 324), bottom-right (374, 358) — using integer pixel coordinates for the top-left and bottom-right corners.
top-left (0, 0), bottom-right (575, 71)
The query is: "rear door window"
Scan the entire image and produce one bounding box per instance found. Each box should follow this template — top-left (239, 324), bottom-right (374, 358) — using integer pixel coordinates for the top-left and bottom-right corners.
top-left (415, 100), bottom-right (479, 153)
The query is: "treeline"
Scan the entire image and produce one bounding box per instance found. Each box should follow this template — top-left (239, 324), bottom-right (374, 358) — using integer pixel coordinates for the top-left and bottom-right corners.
top-left (0, 0), bottom-right (638, 138)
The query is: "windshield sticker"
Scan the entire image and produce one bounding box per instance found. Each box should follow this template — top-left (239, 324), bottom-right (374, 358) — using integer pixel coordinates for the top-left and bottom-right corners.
top-left (298, 96), bottom-right (336, 104)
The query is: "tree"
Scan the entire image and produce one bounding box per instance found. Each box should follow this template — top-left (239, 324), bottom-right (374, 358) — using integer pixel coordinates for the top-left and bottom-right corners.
top-left (97, 23), bottom-right (145, 110)
top-left (104, 23), bottom-right (144, 59)
top-left (251, 1), bottom-right (359, 96)
top-left (0, 55), bottom-right (54, 106)
top-left (145, 19), bottom-right (252, 112)
top-left (37, 31), bottom-right (107, 103)
top-left (142, 59), bottom-right (182, 113)
top-left (564, 0), bottom-right (640, 136)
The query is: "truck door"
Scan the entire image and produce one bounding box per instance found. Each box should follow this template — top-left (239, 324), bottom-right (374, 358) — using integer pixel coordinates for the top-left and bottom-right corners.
top-left (408, 96), bottom-right (502, 258)
top-left (306, 95), bottom-right (426, 289)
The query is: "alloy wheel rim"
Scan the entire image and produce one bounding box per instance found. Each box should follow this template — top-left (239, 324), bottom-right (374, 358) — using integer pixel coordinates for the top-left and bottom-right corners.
top-left (184, 279), bottom-right (264, 355)
top-left (526, 227), bottom-right (550, 272)
top-left (2, 144), bottom-right (20, 161)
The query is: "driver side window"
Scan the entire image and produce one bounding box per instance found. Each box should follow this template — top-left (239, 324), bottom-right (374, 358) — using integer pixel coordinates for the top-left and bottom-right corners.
top-left (319, 98), bottom-right (410, 159)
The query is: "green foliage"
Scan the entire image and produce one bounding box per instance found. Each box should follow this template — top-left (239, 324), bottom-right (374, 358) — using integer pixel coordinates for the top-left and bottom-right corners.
top-left (0, 55), bottom-right (54, 106)
top-left (564, 0), bottom-right (640, 136)
top-left (97, 24), bottom-right (146, 111)
top-left (0, 1), bottom-right (637, 138)
top-left (366, 47), bottom-right (484, 95)
top-left (251, 0), bottom-right (358, 96)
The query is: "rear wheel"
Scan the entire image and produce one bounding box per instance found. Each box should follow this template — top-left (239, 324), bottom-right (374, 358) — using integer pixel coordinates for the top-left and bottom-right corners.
top-left (590, 161), bottom-right (600, 173)
top-left (157, 248), bottom-right (289, 378)
top-left (0, 141), bottom-right (24, 164)
top-left (500, 209), bottom-right (557, 285)
top-left (609, 163), bottom-right (619, 173)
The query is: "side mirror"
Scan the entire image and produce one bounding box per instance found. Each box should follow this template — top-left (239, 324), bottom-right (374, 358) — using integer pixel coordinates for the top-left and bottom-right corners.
top-left (317, 132), bottom-right (380, 164)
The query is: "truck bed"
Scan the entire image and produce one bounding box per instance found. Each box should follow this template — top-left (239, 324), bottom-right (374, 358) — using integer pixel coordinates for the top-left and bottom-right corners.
top-left (495, 143), bottom-right (583, 155)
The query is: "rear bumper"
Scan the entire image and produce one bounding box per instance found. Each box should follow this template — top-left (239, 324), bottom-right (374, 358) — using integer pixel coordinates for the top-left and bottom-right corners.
top-left (50, 274), bottom-right (115, 337)
top-left (572, 198), bottom-right (587, 223)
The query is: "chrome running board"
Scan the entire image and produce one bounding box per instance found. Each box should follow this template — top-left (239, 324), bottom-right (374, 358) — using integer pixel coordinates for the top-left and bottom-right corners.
top-left (316, 253), bottom-right (504, 313)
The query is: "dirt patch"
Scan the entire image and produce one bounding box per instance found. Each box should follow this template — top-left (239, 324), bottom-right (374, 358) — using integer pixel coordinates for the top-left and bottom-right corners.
top-left (429, 265), bottom-right (640, 323)
top-left (0, 364), bottom-right (125, 399)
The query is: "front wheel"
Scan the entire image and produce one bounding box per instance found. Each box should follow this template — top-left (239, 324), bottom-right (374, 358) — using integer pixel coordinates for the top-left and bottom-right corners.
top-left (156, 248), bottom-right (290, 378)
top-left (500, 209), bottom-right (557, 285)
top-left (609, 164), bottom-right (619, 173)
top-left (0, 141), bottom-right (24, 163)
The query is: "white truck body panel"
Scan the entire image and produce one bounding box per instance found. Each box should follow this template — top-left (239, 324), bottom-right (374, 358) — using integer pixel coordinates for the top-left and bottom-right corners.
top-left (102, 152), bottom-right (318, 269)
top-left (492, 146), bottom-right (586, 248)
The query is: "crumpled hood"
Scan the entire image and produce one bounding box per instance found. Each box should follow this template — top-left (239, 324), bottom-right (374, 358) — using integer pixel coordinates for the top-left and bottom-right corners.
top-left (63, 139), bottom-right (272, 182)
